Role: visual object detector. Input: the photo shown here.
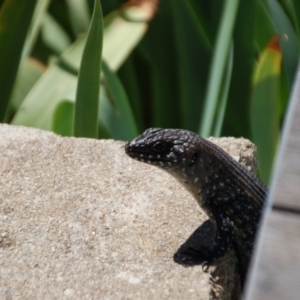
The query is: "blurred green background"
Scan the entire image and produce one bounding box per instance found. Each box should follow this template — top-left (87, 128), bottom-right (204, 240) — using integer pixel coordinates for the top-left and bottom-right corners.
top-left (0, 0), bottom-right (299, 184)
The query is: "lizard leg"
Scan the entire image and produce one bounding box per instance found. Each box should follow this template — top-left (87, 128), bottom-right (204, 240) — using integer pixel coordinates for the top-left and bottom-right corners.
top-left (173, 217), bottom-right (233, 267)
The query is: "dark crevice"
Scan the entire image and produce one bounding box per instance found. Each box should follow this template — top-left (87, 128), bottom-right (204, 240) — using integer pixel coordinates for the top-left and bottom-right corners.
top-left (272, 204), bottom-right (300, 216)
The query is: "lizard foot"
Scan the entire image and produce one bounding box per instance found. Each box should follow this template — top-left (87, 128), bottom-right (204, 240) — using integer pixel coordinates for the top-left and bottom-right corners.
top-left (173, 218), bottom-right (233, 268)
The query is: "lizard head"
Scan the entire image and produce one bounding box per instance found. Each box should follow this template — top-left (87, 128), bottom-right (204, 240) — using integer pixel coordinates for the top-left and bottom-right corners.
top-left (125, 128), bottom-right (200, 172)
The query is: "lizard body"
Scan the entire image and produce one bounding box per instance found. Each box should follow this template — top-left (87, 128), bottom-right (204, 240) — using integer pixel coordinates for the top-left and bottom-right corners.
top-left (125, 128), bottom-right (267, 287)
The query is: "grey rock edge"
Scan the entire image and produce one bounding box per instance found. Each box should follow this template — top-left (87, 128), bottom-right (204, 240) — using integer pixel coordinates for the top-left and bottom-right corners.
top-left (0, 124), bottom-right (258, 300)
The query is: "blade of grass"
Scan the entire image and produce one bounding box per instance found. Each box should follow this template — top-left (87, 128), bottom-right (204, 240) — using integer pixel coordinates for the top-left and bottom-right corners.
top-left (0, 0), bottom-right (37, 121)
top-left (74, 0), bottom-right (103, 138)
top-left (199, 0), bottom-right (239, 137)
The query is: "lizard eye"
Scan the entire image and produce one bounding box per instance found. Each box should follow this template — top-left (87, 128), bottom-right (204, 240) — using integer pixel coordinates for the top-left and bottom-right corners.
top-left (153, 142), bottom-right (165, 152)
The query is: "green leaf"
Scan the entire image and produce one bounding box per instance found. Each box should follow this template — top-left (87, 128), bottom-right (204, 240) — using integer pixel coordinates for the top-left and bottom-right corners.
top-left (52, 100), bottom-right (74, 137)
top-left (52, 99), bottom-right (111, 139)
top-left (65, 0), bottom-right (91, 37)
top-left (60, 2), bottom-right (156, 74)
top-left (171, 1), bottom-right (212, 130)
top-left (278, 0), bottom-right (299, 36)
top-left (117, 56), bottom-right (143, 130)
top-left (98, 120), bottom-right (112, 139)
top-left (222, 0), bottom-right (258, 138)
top-left (0, 0), bottom-right (37, 121)
top-left (255, 1), bottom-right (277, 52)
top-left (101, 60), bottom-right (138, 140)
top-left (267, 0), bottom-right (300, 90)
top-left (186, 0), bottom-right (213, 49)
top-left (22, 0), bottom-right (50, 58)
top-left (199, 0), bottom-right (239, 137)
top-left (12, 65), bottom-right (77, 130)
top-left (12, 1), bottom-right (154, 133)
top-left (250, 36), bottom-right (282, 184)
top-left (41, 12), bottom-right (71, 54)
top-left (74, 0), bottom-right (103, 138)
top-left (213, 42), bottom-right (234, 137)
top-left (294, 0), bottom-right (300, 37)
top-left (5, 58), bottom-right (45, 121)
top-left (138, 2), bottom-right (181, 129)
top-left (102, 2), bottom-right (156, 71)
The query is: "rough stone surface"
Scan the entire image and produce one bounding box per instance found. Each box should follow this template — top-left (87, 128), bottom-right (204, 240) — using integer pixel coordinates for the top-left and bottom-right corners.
top-left (0, 124), bottom-right (258, 299)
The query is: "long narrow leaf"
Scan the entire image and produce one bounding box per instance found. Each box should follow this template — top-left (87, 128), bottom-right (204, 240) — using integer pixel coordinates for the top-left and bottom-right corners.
top-left (22, 0), bottom-right (50, 59)
top-left (41, 12), bottom-right (71, 53)
top-left (267, 0), bottom-right (300, 89)
top-left (65, 0), bottom-right (90, 37)
top-left (5, 58), bottom-right (45, 121)
top-left (250, 36), bottom-right (282, 184)
top-left (255, 1), bottom-right (277, 53)
top-left (294, 0), bottom-right (300, 37)
top-left (52, 100), bottom-right (74, 136)
top-left (172, 1), bottom-right (212, 130)
top-left (186, 0), bottom-right (213, 50)
top-left (0, 0), bottom-right (37, 121)
top-left (199, 0), bottom-right (239, 137)
top-left (52, 99), bottom-right (112, 139)
top-left (213, 42), bottom-right (234, 137)
top-left (101, 60), bottom-right (138, 140)
top-left (278, 0), bottom-right (299, 36)
top-left (222, 0), bottom-right (258, 138)
top-left (74, 0), bottom-right (103, 138)
top-left (12, 66), bottom-right (77, 130)
top-left (117, 56), bottom-right (143, 130)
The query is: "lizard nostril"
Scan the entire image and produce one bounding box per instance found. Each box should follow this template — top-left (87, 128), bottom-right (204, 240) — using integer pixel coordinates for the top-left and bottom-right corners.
top-left (125, 143), bottom-right (132, 153)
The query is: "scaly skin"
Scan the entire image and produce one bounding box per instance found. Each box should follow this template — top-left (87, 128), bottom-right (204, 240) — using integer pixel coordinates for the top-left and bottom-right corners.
top-left (125, 128), bottom-right (267, 288)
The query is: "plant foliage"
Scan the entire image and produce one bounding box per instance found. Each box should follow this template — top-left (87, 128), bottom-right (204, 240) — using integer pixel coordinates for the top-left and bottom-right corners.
top-left (0, 0), bottom-right (299, 184)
